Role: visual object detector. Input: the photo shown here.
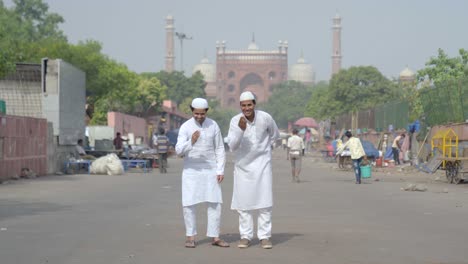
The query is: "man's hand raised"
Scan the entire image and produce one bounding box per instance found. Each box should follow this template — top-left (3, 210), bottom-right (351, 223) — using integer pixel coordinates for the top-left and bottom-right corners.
top-left (191, 130), bottom-right (200, 145)
top-left (238, 116), bottom-right (247, 131)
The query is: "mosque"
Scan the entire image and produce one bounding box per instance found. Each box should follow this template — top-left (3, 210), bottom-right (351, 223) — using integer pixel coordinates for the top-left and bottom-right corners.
top-left (164, 14), bottom-right (329, 109)
top-left (165, 14), bottom-right (414, 109)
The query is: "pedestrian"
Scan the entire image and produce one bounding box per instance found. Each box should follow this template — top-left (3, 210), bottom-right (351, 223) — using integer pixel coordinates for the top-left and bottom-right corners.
top-left (226, 91), bottom-right (280, 249)
top-left (113, 132), bottom-right (129, 156)
top-left (175, 98), bottom-right (229, 249)
top-left (287, 128), bottom-right (305, 183)
top-left (392, 133), bottom-right (406, 165)
top-left (155, 128), bottom-right (169, 173)
top-left (336, 131), bottom-right (367, 184)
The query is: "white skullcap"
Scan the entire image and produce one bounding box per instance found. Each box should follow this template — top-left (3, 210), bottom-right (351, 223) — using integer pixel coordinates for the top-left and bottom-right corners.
top-left (240, 91), bottom-right (255, 101)
top-left (191, 98), bottom-right (208, 109)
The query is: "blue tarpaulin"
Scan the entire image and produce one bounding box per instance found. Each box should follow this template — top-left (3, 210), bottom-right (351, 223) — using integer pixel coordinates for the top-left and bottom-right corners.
top-left (361, 140), bottom-right (379, 158)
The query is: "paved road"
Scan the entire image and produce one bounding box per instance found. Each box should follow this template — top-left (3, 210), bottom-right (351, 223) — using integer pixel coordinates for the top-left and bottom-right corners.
top-left (1, 150), bottom-right (468, 264)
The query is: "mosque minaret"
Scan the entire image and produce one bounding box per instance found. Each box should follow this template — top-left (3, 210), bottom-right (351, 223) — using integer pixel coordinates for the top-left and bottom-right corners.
top-left (331, 13), bottom-right (342, 76)
top-left (165, 14), bottom-right (175, 73)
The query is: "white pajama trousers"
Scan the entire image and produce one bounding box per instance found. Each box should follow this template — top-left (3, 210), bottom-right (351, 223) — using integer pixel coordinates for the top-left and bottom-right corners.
top-left (183, 202), bottom-right (221, 237)
top-left (237, 207), bottom-right (272, 240)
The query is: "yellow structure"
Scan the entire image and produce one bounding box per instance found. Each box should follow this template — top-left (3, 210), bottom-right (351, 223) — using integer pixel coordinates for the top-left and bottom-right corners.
top-left (431, 128), bottom-right (458, 168)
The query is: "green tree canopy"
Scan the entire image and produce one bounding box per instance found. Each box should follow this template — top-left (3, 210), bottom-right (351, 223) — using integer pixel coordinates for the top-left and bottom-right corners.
top-left (12, 0), bottom-right (65, 40)
top-left (305, 81), bottom-right (330, 120)
top-left (327, 66), bottom-right (398, 117)
top-left (1, 0), bottom-right (168, 125)
top-left (417, 48), bottom-right (468, 85)
top-left (0, 0), bottom-right (65, 77)
top-left (258, 80), bottom-right (313, 129)
top-left (142, 71), bottom-right (206, 106)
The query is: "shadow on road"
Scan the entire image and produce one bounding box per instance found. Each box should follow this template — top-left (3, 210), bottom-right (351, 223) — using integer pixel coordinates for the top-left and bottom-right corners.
top-left (196, 232), bottom-right (303, 246)
top-left (0, 200), bottom-right (70, 221)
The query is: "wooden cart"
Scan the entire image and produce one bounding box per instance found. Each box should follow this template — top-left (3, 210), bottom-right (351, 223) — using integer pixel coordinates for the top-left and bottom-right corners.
top-left (438, 157), bottom-right (468, 184)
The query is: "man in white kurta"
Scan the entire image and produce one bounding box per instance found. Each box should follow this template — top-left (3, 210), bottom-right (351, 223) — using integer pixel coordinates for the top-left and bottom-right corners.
top-left (287, 128), bottom-right (305, 183)
top-left (175, 98), bottom-right (229, 248)
top-left (227, 91), bottom-right (280, 249)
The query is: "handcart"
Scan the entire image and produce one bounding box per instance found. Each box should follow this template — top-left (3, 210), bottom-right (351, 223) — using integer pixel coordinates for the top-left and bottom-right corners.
top-left (437, 157), bottom-right (468, 184)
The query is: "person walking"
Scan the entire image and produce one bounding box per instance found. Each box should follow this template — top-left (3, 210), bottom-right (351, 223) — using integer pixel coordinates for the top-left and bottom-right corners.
top-left (287, 129), bottom-right (305, 183)
top-left (175, 98), bottom-right (229, 248)
top-left (155, 128), bottom-right (169, 173)
top-left (227, 91), bottom-right (280, 249)
top-left (336, 131), bottom-right (367, 184)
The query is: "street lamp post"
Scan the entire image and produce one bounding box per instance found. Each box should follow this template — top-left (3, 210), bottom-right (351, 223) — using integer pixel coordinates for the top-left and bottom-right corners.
top-left (175, 32), bottom-right (192, 72)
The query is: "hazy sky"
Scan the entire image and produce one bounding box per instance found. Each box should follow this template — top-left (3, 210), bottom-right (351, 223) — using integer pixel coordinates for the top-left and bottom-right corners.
top-left (6, 0), bottom-right (468, 81)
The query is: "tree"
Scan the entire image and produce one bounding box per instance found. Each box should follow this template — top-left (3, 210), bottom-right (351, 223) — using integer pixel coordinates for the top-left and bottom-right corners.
top-left (12, 0), bottom-right (65, 40)
top-left (305, 81), bottom-right (330, 120)
top-left (143, 71), bottom-right (206, 106)
top-left (0, 0), bottom-right (65, 77)
top-left (397, 81), bottom-right (423, 122)
top-left (417, 49), bottom-right (468, 125)
top-left (133, 77), bottom-right (167, 116)
top-left (327, 66), bottom-right (398, 117)
top-left (258, 81), bottom-right (313, 129)
top-left (417, 48), bottom-right (468, 84)
top-left (1, 0), bottom-right (166, 125)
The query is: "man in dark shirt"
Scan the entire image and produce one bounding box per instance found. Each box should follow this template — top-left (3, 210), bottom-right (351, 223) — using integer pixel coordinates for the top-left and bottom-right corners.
top-left (113, 132), bottom-right (128, 156)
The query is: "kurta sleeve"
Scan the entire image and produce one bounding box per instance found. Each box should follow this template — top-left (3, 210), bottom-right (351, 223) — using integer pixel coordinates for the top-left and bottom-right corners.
top-left (268, 116), bottom-right (280, 146)
top-left (227, 116), bottom-right (244, 152)
top-left (175, 124), bottom-right (193, 156)
top-left (213, 123), bottom-right (226, 175)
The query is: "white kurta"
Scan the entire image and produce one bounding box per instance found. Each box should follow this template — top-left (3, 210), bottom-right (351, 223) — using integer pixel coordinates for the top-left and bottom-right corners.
top-left (227, 110), bottom-right (280, 210)
top-left (176, 117), bottom-right (226, 207)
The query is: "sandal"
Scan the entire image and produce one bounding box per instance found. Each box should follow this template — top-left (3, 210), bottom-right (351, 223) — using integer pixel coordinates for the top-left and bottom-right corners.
top-left (211, 239), bottom-right (230, 247)
top-left (185, 240), bottom-right (196, 248)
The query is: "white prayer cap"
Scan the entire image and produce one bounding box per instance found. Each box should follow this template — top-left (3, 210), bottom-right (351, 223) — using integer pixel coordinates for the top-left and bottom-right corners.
top-left (191, 98), bottom-right (209, 109)
top-left (239, 91), bottom-right (255, 102)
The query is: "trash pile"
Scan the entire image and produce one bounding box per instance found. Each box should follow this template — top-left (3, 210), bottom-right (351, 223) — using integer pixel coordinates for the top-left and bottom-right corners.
top-left (90, 154), bottom-right (124, 175)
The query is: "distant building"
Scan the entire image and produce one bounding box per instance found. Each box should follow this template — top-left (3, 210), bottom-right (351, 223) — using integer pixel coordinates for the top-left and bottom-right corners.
top-left (192, 40), bottom-right (318, 107)
top-left (289, 53), bottom-right (315, 85)
top-left (165, 14), bottom-right (175, 73)
top-left (331, 13), bottom-right (342, 76)
top-left (213, 37), bottom-right (289, 108)
top-left (399, 66), bottom-right (416, 83)
top-left (174, 13), bottom-right (347, 107)
top-left (192, 56), bottom-right (216, 98)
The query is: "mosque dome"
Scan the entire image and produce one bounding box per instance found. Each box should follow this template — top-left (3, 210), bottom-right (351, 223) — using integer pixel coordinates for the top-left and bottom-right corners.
top-left (288, 55), bottom-right (315, 84)
top-left (399, 66), bottom-right (415, 78)
top-left (399, 66), bottom-right (415, 83)
top-left (192, 56), bottom-right (215, 83)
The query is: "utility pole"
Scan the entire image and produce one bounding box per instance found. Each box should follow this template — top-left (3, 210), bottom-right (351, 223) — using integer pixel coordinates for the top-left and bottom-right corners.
top-left (175, 32), bottom-right (192, 72)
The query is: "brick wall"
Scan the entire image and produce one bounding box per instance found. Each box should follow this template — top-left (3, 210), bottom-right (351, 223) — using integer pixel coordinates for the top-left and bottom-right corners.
top-left (107, 112), bottom-right (147, 144)
top-left (0, 115), bottom-right (48, 180)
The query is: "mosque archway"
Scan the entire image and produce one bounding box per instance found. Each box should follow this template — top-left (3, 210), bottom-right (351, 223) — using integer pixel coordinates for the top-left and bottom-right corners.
top-left (240, 73), bottom-right (265, 102)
